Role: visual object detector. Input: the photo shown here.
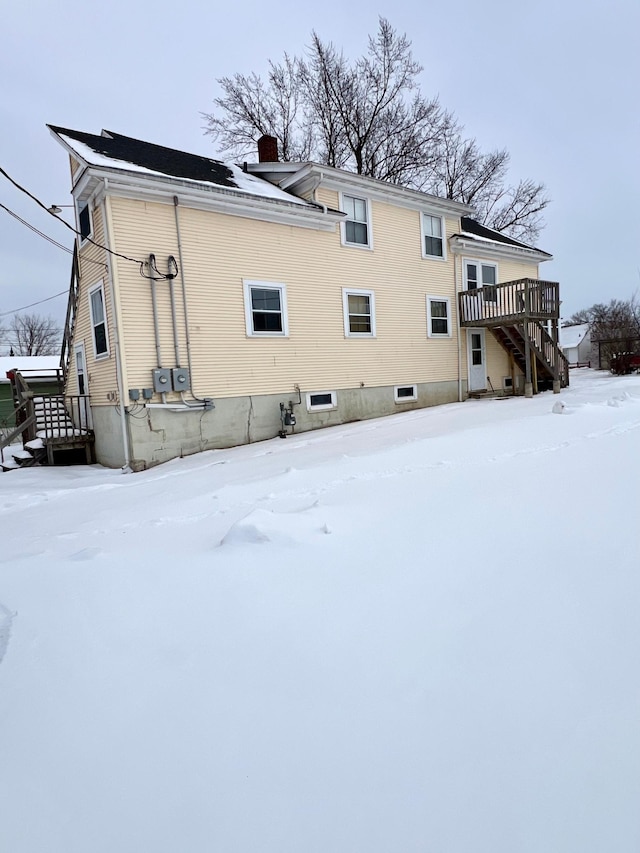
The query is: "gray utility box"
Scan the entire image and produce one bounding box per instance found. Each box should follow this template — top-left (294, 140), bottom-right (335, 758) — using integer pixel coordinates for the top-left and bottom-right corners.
top-left (171, 368), bottom-right (191, 392)
top-left (152, 368), bottom-right (172, 393)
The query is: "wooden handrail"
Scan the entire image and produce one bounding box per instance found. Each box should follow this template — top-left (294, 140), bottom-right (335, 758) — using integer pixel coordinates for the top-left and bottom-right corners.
top-left (0, 409), bottom-right (37, 453)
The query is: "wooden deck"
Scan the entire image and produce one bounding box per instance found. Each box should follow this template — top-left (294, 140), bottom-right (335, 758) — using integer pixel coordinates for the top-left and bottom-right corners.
top-left (459, 278), bottom-right (560, 328)
top-left (458, 278), bottom-right (568, 395)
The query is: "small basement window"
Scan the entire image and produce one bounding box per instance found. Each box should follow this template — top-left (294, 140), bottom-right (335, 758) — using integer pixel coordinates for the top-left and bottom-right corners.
top-left (394, 384), bottom-right (417, 402)
top-left (503, 376), bottom-right (513, 389)
top-left (306, 391), bottom-right (337, 411)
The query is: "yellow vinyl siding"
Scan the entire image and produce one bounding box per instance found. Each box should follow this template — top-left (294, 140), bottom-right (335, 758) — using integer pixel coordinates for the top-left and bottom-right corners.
top-left (72, 203), bottom-right (118, 404)
top-left (108, 195), bottom-right (463, 399)
top-left (497, 258), bottom-right (540, 283)
top-left (484, 332), bottom-right (519, 387)
top-left (70, 156), bottom-right (82, 179)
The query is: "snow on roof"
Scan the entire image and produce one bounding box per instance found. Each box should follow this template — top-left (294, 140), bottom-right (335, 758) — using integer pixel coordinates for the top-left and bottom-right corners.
top-left (49, 126), bottom-right (310, 207)
top-left (0, 356), bottom-right (60, 383)
top-left (560, 323), bottom-right (590, 350)
top-left (455, 216), bottom-right (552, 256)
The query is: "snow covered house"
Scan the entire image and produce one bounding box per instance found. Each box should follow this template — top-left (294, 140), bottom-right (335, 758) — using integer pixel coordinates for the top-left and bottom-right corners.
top-left (560, 322), bottom-right (591, 366)
top-left (45, 125), bottom-right (568, 470)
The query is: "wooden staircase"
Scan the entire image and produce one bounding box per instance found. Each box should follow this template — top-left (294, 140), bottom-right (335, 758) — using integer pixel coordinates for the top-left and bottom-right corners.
top-left (492, 322), bottom-right (569, 392)
top-left (0, 369), bottom-right (94, 471)
top-left (459, 278), bottom-right (569, 395)
top-left (1, 440), bottom-right (47, 471)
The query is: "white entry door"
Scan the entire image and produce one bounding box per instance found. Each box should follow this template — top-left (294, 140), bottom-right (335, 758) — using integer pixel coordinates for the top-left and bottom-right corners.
top-left (74, 342), bottom-right (91, 428)
top-left (467, 329), bottom-right (486, 391)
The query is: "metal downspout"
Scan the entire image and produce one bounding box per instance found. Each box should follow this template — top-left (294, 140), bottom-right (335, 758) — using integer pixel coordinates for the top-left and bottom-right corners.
top-left (173, 196), bottom-right (211, 407)
top-left (310, 171), bottom-right (327, 213)
top-left (454, 250), bottom-right (463, 402)
top-left (168, 275), bottom-right (181, 367)
top-left (101, 190), bottom-right (131, 469)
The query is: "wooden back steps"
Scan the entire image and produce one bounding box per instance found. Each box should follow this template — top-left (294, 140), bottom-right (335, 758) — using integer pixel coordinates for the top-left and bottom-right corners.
top-left (1, 369), bottom-right (95, 472)
top-left (458, 278), bottom-right (569, 395)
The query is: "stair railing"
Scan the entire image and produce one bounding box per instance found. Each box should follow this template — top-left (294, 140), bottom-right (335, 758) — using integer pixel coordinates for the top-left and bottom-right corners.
top-left (60, 243), bottom-right (80, 384)
top-left (0, 401), bottom-right (37, 455)
top-left (523, 321), bottom-right (570, 387)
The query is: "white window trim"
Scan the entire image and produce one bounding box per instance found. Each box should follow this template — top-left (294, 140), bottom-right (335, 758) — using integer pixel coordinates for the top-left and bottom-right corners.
top-left (426, 296), bottom-right (452, 338)
top-left (306, 391), bottom-right (337, 412)
top-left (394, 384), bottom-right (417, 403)
top-left (88, 281), bottom-right (110, 359)
top-left (76, 201), bottom-right (93, 245)
top-left (421, 212), bottom-right (447, 261)
top-left (339, 192), bottom-right (373, 250)
top-left (342, 288), bottom-right (376, 338)
top-left (463, 259), bottom-right (498, 290)
top-left (243, 279), bottom-right (289, 337)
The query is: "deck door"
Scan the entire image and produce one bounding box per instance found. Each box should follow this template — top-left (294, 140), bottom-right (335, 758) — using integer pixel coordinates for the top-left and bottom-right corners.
top-left (467, 329), bottom-right (487, 392)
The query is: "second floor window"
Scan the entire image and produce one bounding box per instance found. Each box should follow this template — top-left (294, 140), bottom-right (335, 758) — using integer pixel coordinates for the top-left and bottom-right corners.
top-left (89, 283), bottom-right (109, 357)
top-left (422, 214), bottom-right (444, 258)
top-left (78, 203), bottom-right (92, 242)
top-left (342, 195), bottom-right (370, 247)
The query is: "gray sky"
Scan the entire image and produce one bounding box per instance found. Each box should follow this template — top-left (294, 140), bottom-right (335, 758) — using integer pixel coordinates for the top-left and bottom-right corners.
top-left (2, 0), bottom-right (639, 347)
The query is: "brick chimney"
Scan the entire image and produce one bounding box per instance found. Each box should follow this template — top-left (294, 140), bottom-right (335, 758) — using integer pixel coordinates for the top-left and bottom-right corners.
top-left (257, 134), bottom-right (279, 163)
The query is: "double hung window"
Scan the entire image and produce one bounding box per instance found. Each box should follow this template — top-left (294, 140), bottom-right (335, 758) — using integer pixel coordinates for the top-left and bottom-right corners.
top-left (89, 283), bottom-right (109, 357)
top-left (422, 214), bottom-right (445, 258)
top-left (243, 281), bottom-right (289, 336)
top-left (426, 297), bottom-right (451, 337)
top-left (342, 195), bottom-right (370, 247)
top-left (343, 289), bottom-right (376, 337)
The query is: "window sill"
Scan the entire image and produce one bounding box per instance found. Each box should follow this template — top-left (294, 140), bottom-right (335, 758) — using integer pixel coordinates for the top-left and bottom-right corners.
top-left (421, 253), bottom-right (447, 262)
top-left (342, 241), bottom-right (373, 251)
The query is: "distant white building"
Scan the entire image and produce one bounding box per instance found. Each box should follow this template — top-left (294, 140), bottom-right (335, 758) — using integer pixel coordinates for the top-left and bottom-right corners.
top-left (560, 323), bottom-right (591, 366)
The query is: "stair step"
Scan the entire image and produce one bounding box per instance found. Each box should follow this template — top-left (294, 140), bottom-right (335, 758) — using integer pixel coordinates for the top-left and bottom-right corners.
top-left (11, 448), bottom-right (34, 461)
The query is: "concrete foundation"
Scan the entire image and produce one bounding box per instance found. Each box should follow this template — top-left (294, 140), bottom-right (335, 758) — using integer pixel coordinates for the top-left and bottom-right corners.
top-left (91, 379), bottom-right (463, 470)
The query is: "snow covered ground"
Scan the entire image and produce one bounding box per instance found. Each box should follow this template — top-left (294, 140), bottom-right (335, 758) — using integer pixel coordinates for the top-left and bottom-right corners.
top-left (1, 369), bottom-right (639, 853)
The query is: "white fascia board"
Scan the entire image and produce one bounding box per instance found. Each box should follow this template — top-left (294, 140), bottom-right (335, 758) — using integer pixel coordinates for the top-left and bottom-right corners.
top-left (300, 165), bottom-right (470, 217)
top-left (49, 127), bottom-right (90, 190)
top-left (449, 235), bottom-right (552, 264)
top-left (318, 172), bottom-right (469, 217)
top-left (246, 162), bottom-right (311, 186)
top-left (89, 169), bottom-right (343, 232)
top-left (247, 161), bottom-right (471, 217)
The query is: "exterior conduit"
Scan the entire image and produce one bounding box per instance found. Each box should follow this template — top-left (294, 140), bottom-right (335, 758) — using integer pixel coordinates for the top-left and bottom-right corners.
top-left (101, 188), bottom-right (132, 469)
top-left (173, 196), bottom-right (213, 409)
top-left (148, 258), bottom-right (166, 404)
top-left (168, 272), bottom-right (181, 367)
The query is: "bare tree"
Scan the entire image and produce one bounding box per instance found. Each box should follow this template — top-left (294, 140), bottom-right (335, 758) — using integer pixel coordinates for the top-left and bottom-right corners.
top-left (8, 313), bottom-right (60, 356)
top-left (203, 18), bottom-right (549, 243)
top-left (570, 295), bottom-right (640, 370)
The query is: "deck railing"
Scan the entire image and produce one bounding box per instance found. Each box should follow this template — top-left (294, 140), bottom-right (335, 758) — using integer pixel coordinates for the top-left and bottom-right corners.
top-left (459, 278), bottom-right (560, 326)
